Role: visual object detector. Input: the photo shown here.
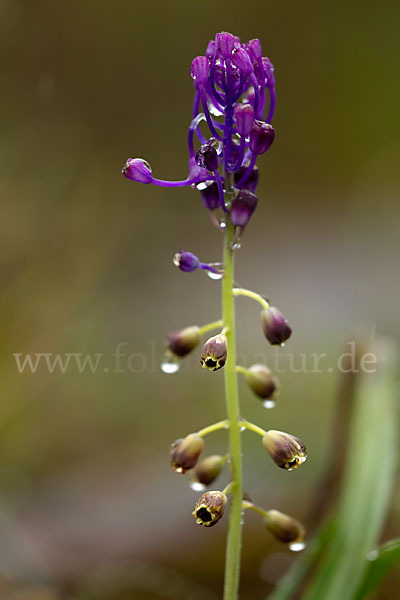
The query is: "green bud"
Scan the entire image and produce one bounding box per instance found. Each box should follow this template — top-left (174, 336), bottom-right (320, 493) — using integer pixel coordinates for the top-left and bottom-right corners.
top-left (245, 364), bottom-right (279, 399)
top-left (192, 490), bottom-right (227, 527)
top-left (165, 325), bottom-right (201, 357)
top-left (170, 433), bottom-right (204, 473)
top-left (194, 455), bottom-right (225, 486)
top-left (262, 430), bottom-right (307, 470)
top-left (263, 509), bottom-right (306, 545)
top-left (200, 333), bottom-right (227, 371)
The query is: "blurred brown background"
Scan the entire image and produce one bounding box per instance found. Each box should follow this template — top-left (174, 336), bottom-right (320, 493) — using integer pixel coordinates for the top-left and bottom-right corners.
top-left (1, 0), bottom-right (399, 598)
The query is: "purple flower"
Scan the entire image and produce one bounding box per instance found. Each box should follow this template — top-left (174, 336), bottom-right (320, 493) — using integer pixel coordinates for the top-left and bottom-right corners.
top-left (260, 307), bottom-right (292, 346)
top-left (122, 32), bottom-right (277, 222)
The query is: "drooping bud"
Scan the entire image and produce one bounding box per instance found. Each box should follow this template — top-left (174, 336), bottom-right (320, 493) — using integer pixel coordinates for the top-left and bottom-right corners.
top-left (232, 47), bottom-right (253, 77)
top-left (200, 334), bottom-right (227, 371)
top-left (230, 190), bottom-right (258, 227)
top-left (245, 364), bottom-right (278, 399)
top-left (260, 307), bottom-right (292, 346)
top-left (196, 140), bottom-right (219, 172)
top-left (194, 455), bottom-right (225, 486)
top-left (122, 158), bottom-right (153, 183)
top-left (173, 251), bottom-right (200, 272)
top-left (206, 40), bottom-right (216, 59)
top-left (191, 56), bottom-right (209, 88)
top-left (250, 120), bottom-right (275, 155)
top-left (234, 103), bottom-right (254, 138)
top-left (193, 490), bottom-right (227, 527)
top-left (165, 326), bottom-right (201, 357)
top-left (234, 165), bottom-right (259, 192)
top-left (200, 181), bottom-right (220, 210)
top-left (263, 510), bottom-right (306, 545)
top-left (170, 433), bottom-right (204, 473)
top-left (262, 430), bottom-right (307, 470)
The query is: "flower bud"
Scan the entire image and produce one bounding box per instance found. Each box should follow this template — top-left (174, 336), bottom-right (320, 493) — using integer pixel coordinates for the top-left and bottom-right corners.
top-left (122, 158), bottom-right (153, 183)
top-left (193, 490), bottom-right (227, 527)
top-left (200, 334), bottom-right (227, 371)
top-left (173, 251), bottom-right (200, 272)
top-left (216, 32), bottom-right (236, 58)
top-left (194, 455), bottom-right (224, 486)
top-left (245, 364), bottom-right (278, 399)
top-left (247, 38), bottom-right (262, 62)
top-left (260, 307), bottom-right (292, 346)
top-left (234, 165), bottom-right (259, 193)
top-left (234, 103), bottom-right (254, 138)
top-left (191, 56), bottom-right (209, 88)
top-left (196, 141), bottom-right (219, 172)
top-left (250, 120), bottom-right (275, 155)
top-left (232, 47), bottom-right (253, 77)
top-left (262, 430), bottom-right (307, 470)
top-left (166, 326), bottom-right (201, 357)
top-left (200, 181), bottom-right (220, 210)
top-left (263, 509), bottom-right (306, 545)
top-left (170, 433), bottom-right (204, 473)
top-left (230, 190), bottom-right (258, 227)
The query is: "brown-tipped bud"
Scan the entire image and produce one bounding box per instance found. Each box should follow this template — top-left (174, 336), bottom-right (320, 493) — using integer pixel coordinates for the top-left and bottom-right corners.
top-left (263, 509), bottom-right (306, 545)
top-left (245, 364), bottom-right (279, 399)
top-left (200, 333), bottom-right (227, 371)
top-left (194, 455), bottom-right (225, 486)
top-left (170, 433), bottom-right (204, 473)
top-left (262, 430), bottom-right (307, 470)
top-left (192, 490), bottom-right (227, 527)
top-left (166, 326), bottom-right (201, 357)
top-left (260, 307), bottom-right (292, 346)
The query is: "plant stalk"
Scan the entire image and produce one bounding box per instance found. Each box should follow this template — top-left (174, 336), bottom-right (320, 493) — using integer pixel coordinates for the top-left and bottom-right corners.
top-left (222, 219), bottom-right (243, 600)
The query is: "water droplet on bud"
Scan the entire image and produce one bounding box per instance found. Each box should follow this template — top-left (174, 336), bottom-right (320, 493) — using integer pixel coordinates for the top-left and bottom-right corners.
top-left (231, 241), bottom-right (241, 250)
top-left (207, 270), bottom-right (223, 280)
top-left (190, 481), bottom-right (206, 492)
top-left (289, 541), bottom-right (306, 552)
top-left (218, 218), bottom-right (227, 230)
top-left (262, 399), bottom-right (276, 409)
top-left (173, 253), bottom-right (180, 267)
top-left (240, 425), bottom-right (246, 432)
top-left (161, 355), bottom-right (180, 374)
top-left (195, 181), bottom-right (209, 191)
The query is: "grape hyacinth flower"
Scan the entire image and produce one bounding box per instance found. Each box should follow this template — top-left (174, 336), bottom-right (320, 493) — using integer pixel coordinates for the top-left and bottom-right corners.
top-left (122, 32), bottom-right (307, 600)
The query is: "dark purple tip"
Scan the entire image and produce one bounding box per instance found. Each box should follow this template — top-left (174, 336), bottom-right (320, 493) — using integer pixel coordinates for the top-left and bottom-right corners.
top-left (234, 165), bottom-right (259, 193)
top-left (233, 103), bottom-right (254, 138)
top-left (230, 190), bottom-right (258, 227)
top-left (173, 251), bottom-right (200, 273)
top-left (250, 120), bottom-right (275, 155)
top-left (196, 141), bottom-right (219, 172)
top-left (122, 158), bottom-right (153, 183)
top-left (200, 181), bottom-right (220, 210)
top-left (261, 307), bottom-right (292, 346)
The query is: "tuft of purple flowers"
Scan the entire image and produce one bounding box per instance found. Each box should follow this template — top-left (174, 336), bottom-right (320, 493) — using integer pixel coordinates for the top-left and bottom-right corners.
top-left (122, 31), bottom-right (276, 238)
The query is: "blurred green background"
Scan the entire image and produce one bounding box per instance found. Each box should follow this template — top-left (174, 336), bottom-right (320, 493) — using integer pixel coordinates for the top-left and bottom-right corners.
top-left (1, 0), bottom-right (399, 598)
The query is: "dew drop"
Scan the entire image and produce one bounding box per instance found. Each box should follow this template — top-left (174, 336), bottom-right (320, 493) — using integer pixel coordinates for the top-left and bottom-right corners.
top-left (161, 356), bottom-right (180, 374)
top-left (240, 425), bottom-right (246, 432)
top-left (218, 218), bottom-right (227, 230)
top-left (190, 481), bottom-right (206, 492)
top-left (173, 253), bottom-right (181, 267)
top-left (262, 399), bottom-right (276, 410)
top-left (367, 549), bottom-right (378, 561)
top-left (195, 181), bottom-right (209, 191)
top-left (289, 541), bottom-right (306, 552)
top-left (231, 241), bottom-right (241, 250)
top-left (208, 270), bottom-right (223, 280)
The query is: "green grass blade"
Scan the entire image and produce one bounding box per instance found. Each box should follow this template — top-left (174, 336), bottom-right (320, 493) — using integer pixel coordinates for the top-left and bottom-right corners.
top-left (303, 339), bottom-right (398, 600)
top-left (354, 539), bottom-right (400, 599)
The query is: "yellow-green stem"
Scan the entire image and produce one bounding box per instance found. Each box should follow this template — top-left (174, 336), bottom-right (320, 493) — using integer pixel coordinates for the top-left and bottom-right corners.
top-left (222, 220), bottom-right (243, 600)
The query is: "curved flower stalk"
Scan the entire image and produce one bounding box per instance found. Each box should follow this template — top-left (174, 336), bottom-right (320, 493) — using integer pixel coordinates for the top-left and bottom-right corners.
top-left (122, 31), bottom-right (307, 600)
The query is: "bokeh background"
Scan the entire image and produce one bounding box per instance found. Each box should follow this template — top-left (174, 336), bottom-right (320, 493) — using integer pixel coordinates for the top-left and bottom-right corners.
top-left (1, 0), bottom-right (399, 598)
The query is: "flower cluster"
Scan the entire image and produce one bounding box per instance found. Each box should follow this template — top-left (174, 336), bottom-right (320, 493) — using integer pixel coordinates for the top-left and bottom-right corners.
top-left (123, 31), bottom-right (276, 243)
top-left (122, 31), bottom-right (308, 576)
